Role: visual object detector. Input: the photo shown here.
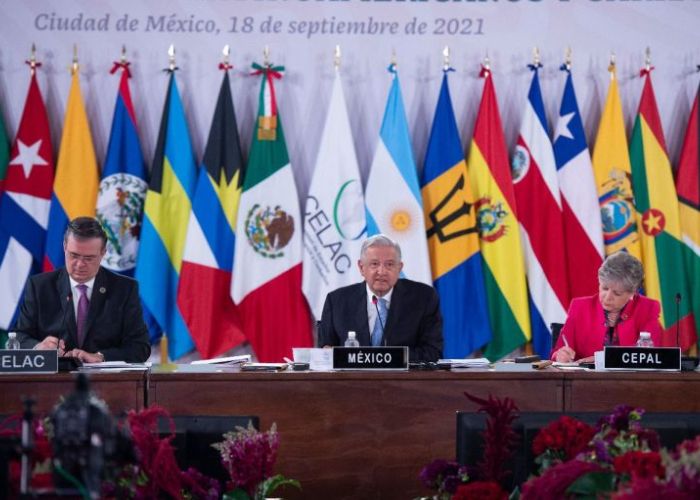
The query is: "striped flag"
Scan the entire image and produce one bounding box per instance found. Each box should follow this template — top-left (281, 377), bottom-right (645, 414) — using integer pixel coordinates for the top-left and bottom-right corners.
top-left (592, 65), bottom-right (641, 259)
top-left (366, 66), bottom-right (431, 285)
top-left (96, 62), bottom-right (148, 276)
top-left (511, 65), bottom-right (569, 358)
top-left (231, 62), bottom-right (312, 362)
top-left (468, 65), bottom-right (530, 361)
top-left (135, 73), bottom-right (197, 360)
top-left (630, 70), bottom-right (696, 348)
top-left (675, 80), bottom-right (700, 345)
top-left (0, 104), bottom-right (8, 192)
top-left (302, 68), bottom-right (366, 320)
top-left (421, 69), bottom-right (492, 358)
top-left (44, 66), bottom-right (99, 270)
top-left (0, 69), bottom-right (54, 329)
top-left (177, 70), bottom-right (246, 359)
top-left (553, 66), bottom-right (604, 299)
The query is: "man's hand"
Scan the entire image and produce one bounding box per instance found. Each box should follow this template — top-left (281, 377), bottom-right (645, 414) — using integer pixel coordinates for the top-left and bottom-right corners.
top-left (34, 336), bottom-right (66, 356)
top-left (553, 346), bottom-right (576, 363)
top-left (64, 349), bottom-right (104, 363)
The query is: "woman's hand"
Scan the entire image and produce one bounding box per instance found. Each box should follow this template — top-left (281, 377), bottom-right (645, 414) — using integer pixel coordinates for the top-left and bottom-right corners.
top-left (554, 346), bottom-right (576, 363)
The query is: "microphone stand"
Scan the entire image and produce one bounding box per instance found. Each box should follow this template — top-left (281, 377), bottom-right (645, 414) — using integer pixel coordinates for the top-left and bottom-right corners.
top-left (677, 293), bottom-right (699, 371)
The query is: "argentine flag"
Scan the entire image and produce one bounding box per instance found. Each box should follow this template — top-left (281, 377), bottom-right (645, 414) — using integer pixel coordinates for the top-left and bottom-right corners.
top-left (365, 66), bottom-right (431, 284)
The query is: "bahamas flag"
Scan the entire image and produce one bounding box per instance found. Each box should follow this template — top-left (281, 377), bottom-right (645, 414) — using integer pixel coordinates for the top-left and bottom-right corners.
top-left (44, 65), bottom-right (99, 270)
top-left (630, 71), bottom-right (696, 348)
top-left (468, 65), bottom-right (530, 361)
top-left (135, 73), bottom-right (197, 359)
top-left (676, 80), bottom-right (700, 345)
top-left (592, 64), bottom-right (641, 259)
top-left (420, 69), bottom-right (492, 358)
top-left (366, 66), bottom-right (431, 285)
top-left (177, 71), bottom-right (246, 359)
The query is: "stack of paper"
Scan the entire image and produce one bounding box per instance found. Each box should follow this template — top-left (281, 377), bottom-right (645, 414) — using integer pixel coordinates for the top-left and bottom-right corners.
top-left (438, 358), bottom-right (491, 368)
top-left (79, 361), bottom-right (151, 371)
top-left (191, 354), bottom-right (252, 365)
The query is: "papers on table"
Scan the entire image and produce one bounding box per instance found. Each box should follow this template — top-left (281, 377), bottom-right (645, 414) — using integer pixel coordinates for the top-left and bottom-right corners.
top-left (438, 358), bottom-right (491, 368)
top-left (240, 362), bottom-right (288, 372)
top-left (191, 354), bottom-right (252, 365)
top-left (79, 361), bottom-right (151, 371)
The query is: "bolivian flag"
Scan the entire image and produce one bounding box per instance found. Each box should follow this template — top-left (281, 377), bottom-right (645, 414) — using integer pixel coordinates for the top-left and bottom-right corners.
top-left (629, 71), bottom-right (695, 348)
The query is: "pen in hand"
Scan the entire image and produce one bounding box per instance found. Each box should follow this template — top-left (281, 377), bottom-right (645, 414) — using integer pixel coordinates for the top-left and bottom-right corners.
top-left (562, 333), bottom-right (569, 348)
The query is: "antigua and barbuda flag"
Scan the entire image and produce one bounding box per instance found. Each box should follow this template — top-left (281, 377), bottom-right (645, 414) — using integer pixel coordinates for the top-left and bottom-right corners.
top-left (630, 68), bottom-right (696, 348)
top-left (44, 62), bottom-right (99, 271)
top-left (231, 61), bottom-right (312, 362)
top-left (0, 61), bottom-right (54, 329)
top-left (177, 68), bottom-right (247, 359)
top-left (96, 60), bottom-right (148, 276)
top-left (302, 66), bottom-right (366, 320)
top-left (420, 67), bottom-right (492, 358)
top-left (467, 63), bottom-right (530, 361)
top-left (675, 78), bottom-right (700, 346)
top-left (511, 64), bottom-right (569, 358)
top-left (591, 63), bottom-right (641, 259)
top-left (553, 64), bottom-right (604, 300)
top-left (365, 65), bottom-right (431, 285)
top-left (135, 71), bottom-right (197, 360)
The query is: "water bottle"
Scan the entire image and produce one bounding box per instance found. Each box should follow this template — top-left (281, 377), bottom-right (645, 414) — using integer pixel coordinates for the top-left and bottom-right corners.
top-left (5, 332), bottom-right (20, 350)
top-left (636, 332), bottom-right (654, 348)
top-left (344, 331), bottom-right (360, 347)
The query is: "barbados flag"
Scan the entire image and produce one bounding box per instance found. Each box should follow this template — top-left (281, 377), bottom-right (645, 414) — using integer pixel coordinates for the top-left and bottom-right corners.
top-left (420, 69), bottom-right (492, 358)
top-left (630, 71), bottom-right (696, 348)
top-left (135, 73), bottom-right (197, 360)
top-left (468, 65), bottom-right (530, 361)
top-left (44, 66), bottom-right (99, 270)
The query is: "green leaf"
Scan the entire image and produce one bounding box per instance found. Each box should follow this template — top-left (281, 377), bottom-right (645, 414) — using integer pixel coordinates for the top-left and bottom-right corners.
top-left (508, 486), bottom-right (520, 500)
top-left (566, 471), bottom-right (616, 497)
top-left (259, 474), bottom-right (301, 498)
top-left (223, 488), bottom-right (252, 500)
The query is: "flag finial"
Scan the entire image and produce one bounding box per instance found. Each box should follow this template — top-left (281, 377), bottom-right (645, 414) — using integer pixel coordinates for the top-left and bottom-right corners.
top-left (71, 44), bottom-right (79, 75)
top-left (645, 46), bottom-right (652, 71)
top-left (479, 53), bottom-right (491, 78)
top-left (442, 45), bottom-right (450, 72)
top-left (167, 44), bottom-right (177, 72)
top-left (219, 44), bottom-right (233, 71)
top-left (263, 45), bottom-right (270, 67)
top-left (532, 46), bottom-right (540, 67)
top-left (608, 52), bottom-right (616, 80)
top-left (334, 45), bottom-right (341, 70)
top-left (27, 43), bottom-right (40, 75)
top-left (120, 45), bottom-right (127, 64)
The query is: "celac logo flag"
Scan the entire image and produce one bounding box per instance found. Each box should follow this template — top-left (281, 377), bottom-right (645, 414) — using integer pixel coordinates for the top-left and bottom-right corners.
top-left (511, 65), bottom-right (569, 358)
top-left (592, 64), bottom-right (641, 259)
top-left (420, 68), bottom-right (492, 358)
top-left (303, 68), bottom-right (366, 320)
top-left (135, 73), bottom-right (197, 360)
top-left (468, 65), bottom-right (530, 361)
top-left (96, 62), bottom-right (148, 276)
top-left (675, 80), bottom-right (700, 345)
top-left (630, 70), bottom-right (696, 348)
top-left (231, 62), bottom-right (312, 362)
top-left (0, 68), bottom-right (54, 329)
top-left (365, 66), bottom-right (431, 285)
top-left (553, 65), bottom-right (604, 299)
top-left (44, 66), bottom-right (99, 271)
top-left (177, 70), bottom-right (246, 359)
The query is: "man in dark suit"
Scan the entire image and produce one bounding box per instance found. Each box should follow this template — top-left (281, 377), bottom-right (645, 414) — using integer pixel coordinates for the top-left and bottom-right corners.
top-left (14, 217), bottom-right (150, 363)
top-left (318, 234), bottom-right (443, 362)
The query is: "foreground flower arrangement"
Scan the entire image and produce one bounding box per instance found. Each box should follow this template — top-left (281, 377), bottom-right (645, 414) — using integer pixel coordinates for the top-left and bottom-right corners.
top-left (421, 396), bottom-right (700, 499)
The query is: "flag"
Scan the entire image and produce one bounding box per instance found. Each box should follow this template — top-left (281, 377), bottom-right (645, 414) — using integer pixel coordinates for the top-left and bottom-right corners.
top-left (302, 69), bottom-right (366, 320)
top-left (0, 105), bottom-right (9, 192)
top-left (511, 65), bottom-right (569, 358)
top-left (44, 66), bottom-right (99, 271)
top-left (177, 70), bottom-right (246, 359)
top-left (96, 62), bottom-right (148, 276)
top-left (467, 66), bottom-right (530, 361)
top-left (231, 62), bottom-right (312, 362)
top-left (135, 73), bottom-right (197, 360)
top-left (553, 67), bottom-right (604, 299)
top-left (0, 71), bottom-right (54, 329)
top-left (675, 80), bottom-right (700, 345)
top-left (630, 71), bottom-right (696, 348)
top-left (365, 66), bottom-right (431, 285)
top-left (591, 66), bottom-right (641, 259)
top-left (420, 69), bottom-right (492, 358)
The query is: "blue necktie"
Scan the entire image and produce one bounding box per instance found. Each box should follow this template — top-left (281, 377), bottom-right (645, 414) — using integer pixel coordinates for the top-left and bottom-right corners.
top-left (371, 298), bottom-right (388, 347)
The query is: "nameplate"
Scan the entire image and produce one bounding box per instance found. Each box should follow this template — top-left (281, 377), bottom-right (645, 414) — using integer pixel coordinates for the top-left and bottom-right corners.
top-left (333, 346), bottom-right (409, 371)
top-left (0, 349), bottom-right (58, 374)
top-left (604, 346), bottom-right (681, 371)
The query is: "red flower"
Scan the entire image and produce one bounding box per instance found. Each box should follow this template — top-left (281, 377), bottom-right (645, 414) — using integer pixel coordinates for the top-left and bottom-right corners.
top-left (613, 451), bottom-right (665, 480)
top-left (452, 480), bottom-right (508, 500)
top-left (532, 416), bottom-right (595, 459)
top-left (521, 459), bottom-right (605, 500)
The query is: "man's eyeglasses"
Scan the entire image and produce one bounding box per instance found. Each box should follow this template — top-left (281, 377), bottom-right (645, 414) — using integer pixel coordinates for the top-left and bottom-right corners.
top-left (366, 261), bottom-right (398, 271)
top-left (65, 251), bottom-right (99, 264)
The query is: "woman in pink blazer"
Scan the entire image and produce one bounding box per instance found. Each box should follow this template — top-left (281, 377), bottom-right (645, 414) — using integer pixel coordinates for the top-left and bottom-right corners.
top-left (551, 252), bottom-right (662, 363)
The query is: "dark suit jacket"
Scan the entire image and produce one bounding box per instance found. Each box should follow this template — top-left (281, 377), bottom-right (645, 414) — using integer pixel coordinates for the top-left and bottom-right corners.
top-left (14, 267), bottom-right (151, 363)
top-left (319, 279), bottom-right (443, 362)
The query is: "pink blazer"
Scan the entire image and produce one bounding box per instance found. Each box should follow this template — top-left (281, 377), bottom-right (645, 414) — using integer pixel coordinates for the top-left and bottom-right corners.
top-left (551, 294), bottom-right (662, 361)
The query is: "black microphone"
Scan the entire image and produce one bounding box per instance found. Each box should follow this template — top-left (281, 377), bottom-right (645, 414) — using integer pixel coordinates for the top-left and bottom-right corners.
top-left (60, 292), bottom-right (72, 352)
top-left (372, 295), bottom-right (387, 346)
top-left (675, 293), bottom-right (682, 348)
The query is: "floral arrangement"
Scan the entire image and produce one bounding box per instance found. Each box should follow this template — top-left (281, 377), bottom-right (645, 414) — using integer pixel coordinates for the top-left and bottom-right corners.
top-left (212, 422), bottom-right (300, 500)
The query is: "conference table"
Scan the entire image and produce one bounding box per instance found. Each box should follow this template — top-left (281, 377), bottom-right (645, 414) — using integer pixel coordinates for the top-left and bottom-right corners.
top-left (3, 364), bottom-right (700, 499)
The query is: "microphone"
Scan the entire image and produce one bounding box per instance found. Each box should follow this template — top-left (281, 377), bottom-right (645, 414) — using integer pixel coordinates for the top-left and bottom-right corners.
top-left (372, 295), bottom-right (386, 346)
top-left (675, 293), bottom-right (682, 348)
top-left (60, 292), bottom-right (72, 352)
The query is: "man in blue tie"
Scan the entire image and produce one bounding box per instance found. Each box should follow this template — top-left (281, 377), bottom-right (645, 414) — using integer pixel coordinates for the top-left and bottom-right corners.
top-left (318, 234), bottom-right (443, 362)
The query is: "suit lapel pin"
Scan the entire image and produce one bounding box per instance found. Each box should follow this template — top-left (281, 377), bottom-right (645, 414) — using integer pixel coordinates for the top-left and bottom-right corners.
top-left (99, 287), bottom-right (106, 294)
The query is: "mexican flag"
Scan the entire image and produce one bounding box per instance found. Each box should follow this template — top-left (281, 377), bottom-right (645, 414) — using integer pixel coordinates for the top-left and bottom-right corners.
top-left (231, 62), bottom-right (312, 361)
